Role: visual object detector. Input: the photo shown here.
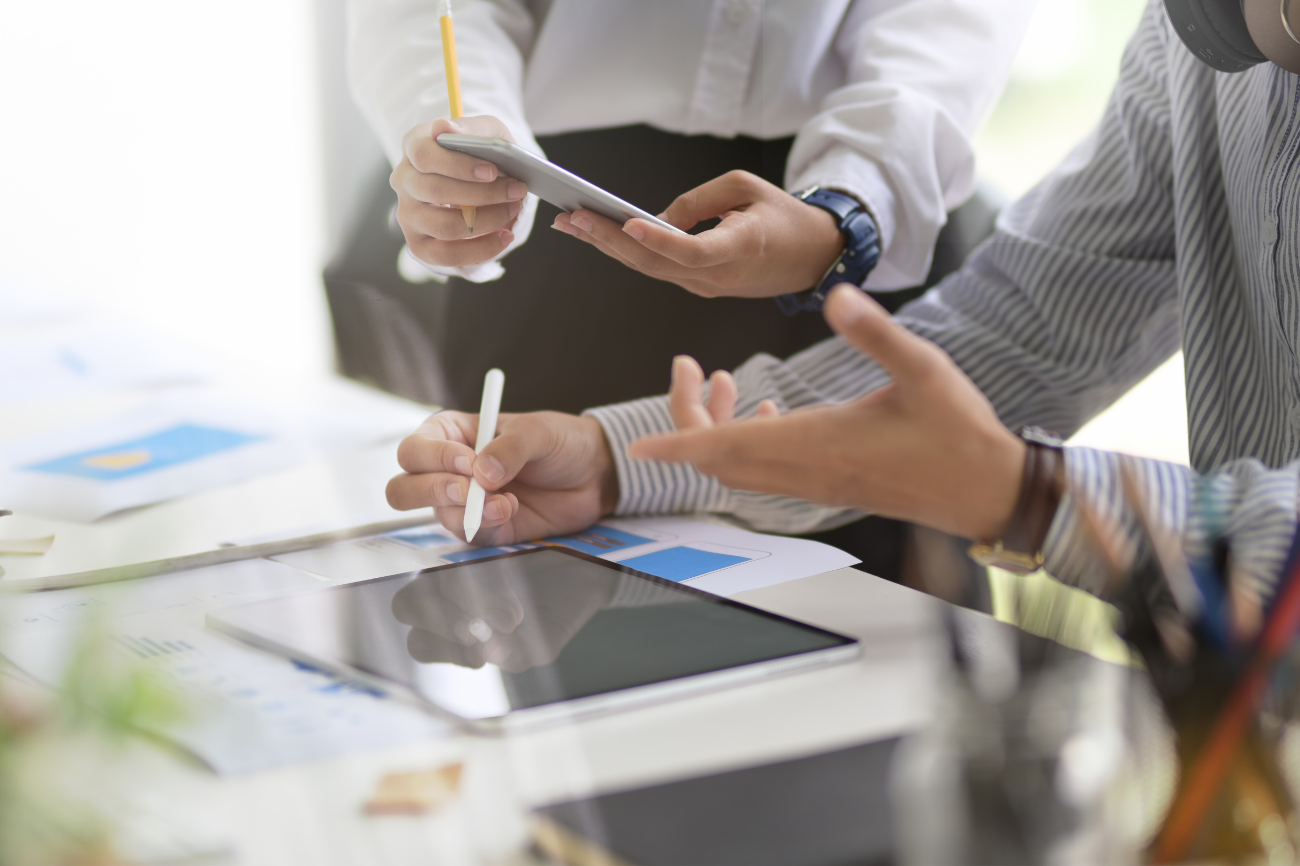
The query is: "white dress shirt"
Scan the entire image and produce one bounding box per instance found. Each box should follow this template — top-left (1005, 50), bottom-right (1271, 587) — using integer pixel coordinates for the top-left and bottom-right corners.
top-left (348, 0), bottom-right (1036, 288)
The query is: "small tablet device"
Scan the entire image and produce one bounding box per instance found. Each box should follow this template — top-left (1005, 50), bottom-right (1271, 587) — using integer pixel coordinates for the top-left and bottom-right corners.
top-left (207, 547), bottom-right (858, 731)
top-left (436, 133), bottom-right (688, 235)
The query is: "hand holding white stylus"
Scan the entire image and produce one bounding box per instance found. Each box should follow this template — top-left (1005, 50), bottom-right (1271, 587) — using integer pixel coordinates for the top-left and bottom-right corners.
top-left (463, 368), bottom-right (505, 542)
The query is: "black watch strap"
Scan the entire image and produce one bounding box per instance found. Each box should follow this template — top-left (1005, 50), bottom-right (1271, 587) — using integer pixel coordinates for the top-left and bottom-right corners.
top-left (776, 187), bottom-right (881, 316)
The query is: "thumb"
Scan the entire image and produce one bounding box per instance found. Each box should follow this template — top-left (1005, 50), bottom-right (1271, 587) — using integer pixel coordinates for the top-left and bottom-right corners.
top-left (823, 284), bottom-right (940, 388)
top-left (660, 171), bottom-right (761, 230)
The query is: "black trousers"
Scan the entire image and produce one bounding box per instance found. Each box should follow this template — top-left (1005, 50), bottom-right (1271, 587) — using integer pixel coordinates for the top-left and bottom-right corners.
top-left (435, 125), bottom-right (835, 415)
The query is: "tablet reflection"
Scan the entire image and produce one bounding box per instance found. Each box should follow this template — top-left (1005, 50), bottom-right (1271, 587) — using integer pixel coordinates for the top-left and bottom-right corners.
top-left (391, 553), bottom-right (616, 674)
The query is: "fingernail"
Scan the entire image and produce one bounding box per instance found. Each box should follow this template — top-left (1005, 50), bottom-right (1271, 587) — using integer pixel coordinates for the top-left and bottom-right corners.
top-left (624, 222), bottom-right (645, 241)
top-left (507, 181), bottom-right (525, 200)
top-left (446, 481), bottom-right (465, 504)
top-left (473, 164), bottom-right (494, 181)
top-left (485, 498), bottom-right (505, 521)
top-left (572, 214), bottom-right (594, 232)
top-left (454, 455), bottom-right (473, 475)
top-left (477, 456), bottom-right (505, 484)
top-left (509, 199), bottom-right (522, 218)
top-left (552, 219), bottom-right (575, 236)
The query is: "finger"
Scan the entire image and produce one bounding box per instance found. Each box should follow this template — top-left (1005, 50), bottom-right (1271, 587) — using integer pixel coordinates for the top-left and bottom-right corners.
top-left (403, 116), bottom-right (513, 178)
top-left (436, 572), bottom-right (527, 636)
top-left (386, 471), bottom-right (475, 511)
top-left (621, 214), bottom-right (749, 270)
top-left (568, 210), bottom-right (702, 277)
top-left (407, 628), bottom-right (489, 668)
top-left (470, 414), bottom-right (569, 493)
top-left (395, 168), bottom-right (527, 208)
top-left (628, 427), bottom-right (725, 465)
top-left (398, 199), bottom-right (522, 241)
top-left (756, 399), bottom-right (781, 418)
top-left (660, 170), bottom-right (768, 229)
top-left (395, 412), bottom-right (479, 474)
top-left (668, 356), bottom-right (714, 430)
top-left (432, 492), bottom-right (519, 542)
top-left (823, 284), bottom-right (942, 389)
top-left (408, 230), bottom-right (515, 268)
top-left (706, 370), bottom-right (738, 424)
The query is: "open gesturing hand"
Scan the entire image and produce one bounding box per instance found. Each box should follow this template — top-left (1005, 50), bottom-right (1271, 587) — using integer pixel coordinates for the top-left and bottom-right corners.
top-left (629, 285), bottom-right (1027, 542)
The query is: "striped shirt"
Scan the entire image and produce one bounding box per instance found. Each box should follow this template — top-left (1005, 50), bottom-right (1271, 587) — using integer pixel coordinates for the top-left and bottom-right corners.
top-left (589, 0), bottom-right (1300, 599)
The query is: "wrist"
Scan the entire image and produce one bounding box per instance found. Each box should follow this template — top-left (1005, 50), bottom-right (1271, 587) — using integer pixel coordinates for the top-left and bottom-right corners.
top-left (968, 428), bottom-right (1067, 574)
top-left (581, 416), bottom-right (620, 515)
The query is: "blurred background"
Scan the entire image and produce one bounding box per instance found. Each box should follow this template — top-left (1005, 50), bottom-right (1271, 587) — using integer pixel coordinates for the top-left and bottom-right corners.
top-left (0, 0), bottom-right (1181, 461)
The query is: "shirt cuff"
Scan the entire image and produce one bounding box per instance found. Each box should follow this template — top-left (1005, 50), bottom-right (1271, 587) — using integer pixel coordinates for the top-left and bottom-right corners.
top-left (408, 193), bottom-right (540, 284)
top-left (788, 147), bottom-right (905, 291)
top-left (585, 396), bottom-right (733, 516)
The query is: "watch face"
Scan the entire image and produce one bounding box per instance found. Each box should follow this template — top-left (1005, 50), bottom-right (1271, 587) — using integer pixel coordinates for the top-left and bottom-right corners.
top-left (1020, 426), bottom-right (1065, 448)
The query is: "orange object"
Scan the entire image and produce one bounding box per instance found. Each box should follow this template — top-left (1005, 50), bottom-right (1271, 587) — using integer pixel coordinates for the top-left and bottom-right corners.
top-left (440, 9), bottom-right (477, 233)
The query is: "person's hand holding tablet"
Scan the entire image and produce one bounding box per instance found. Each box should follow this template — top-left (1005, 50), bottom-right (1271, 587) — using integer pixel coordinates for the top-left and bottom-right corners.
top-left (552, 170), bottom-right (848, 299)
top-left (391, 115), bottom-right (529, 267)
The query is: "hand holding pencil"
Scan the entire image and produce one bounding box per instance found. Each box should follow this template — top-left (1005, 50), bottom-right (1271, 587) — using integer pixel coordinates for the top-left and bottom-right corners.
top-left (385, 3), bottom-right (527, 269)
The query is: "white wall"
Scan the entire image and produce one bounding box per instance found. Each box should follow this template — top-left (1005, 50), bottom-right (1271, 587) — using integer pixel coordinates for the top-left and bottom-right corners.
top-left (0, 1), bottom-right (382, 379)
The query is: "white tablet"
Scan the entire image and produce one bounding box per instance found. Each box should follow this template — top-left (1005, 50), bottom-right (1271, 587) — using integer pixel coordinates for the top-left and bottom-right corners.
top-left (436, 133), bottom-right (688, 235)
top-left (206, 547), bottom-right (859, 731)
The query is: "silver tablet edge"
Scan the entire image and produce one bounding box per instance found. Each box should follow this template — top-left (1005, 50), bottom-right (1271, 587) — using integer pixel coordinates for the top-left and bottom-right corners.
top-left (436, 133), bottom-right (687, 236)
top-left (204, 610), bottom-right (861, 736)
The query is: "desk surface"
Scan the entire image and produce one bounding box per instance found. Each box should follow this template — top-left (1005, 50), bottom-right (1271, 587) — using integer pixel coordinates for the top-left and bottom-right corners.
top-left (0, 377), bottom-right (959, 866)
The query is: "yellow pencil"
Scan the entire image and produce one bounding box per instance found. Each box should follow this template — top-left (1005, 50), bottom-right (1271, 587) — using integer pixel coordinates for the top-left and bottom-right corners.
top-left (438, 0), bottom-right (476, 233)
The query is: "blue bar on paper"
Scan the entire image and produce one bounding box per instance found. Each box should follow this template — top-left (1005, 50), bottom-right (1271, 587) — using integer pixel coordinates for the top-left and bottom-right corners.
top-left (619, 546), bottom-right (750, 582)
top-left (443, 544), bottom-right (537, 563)
top-left (25, 424), bottom-right (264, 481)
top-left (543, 525), bottom-right (656, 556)
top-left (387, 528), bottom-right (455, 549)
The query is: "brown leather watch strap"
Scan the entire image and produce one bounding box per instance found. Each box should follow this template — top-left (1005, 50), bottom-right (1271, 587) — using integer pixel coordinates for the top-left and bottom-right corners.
top-left (1001, 439), bottom-right (1066, 559)
top-left (968, 428), bottom-right (1066, 574)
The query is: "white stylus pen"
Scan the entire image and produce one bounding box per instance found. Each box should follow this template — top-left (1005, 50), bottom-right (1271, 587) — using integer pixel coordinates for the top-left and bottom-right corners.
top-left (463, 368), bottom-right (505, 543)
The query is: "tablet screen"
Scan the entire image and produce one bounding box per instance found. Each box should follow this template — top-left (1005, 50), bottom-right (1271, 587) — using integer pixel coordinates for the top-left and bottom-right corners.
top-left (208, 547), bottom-right (855, 721)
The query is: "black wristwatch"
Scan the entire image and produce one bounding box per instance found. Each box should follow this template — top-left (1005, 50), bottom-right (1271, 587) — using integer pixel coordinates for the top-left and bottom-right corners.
top-left (775, 186), bottom-right (881, 316)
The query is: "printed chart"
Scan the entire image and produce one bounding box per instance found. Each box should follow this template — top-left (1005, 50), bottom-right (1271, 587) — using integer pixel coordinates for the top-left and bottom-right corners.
top-left (25, 424), bottom-right (263, 481)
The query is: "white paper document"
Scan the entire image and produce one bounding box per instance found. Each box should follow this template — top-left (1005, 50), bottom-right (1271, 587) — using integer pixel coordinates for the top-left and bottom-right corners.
top-left (0, 389), bottom-right (427, 521)
top-left (0, 322), bottom-right (216, 404)
top-left (271, 516), bottom-right (860, 597)
top-left (0, 558), bottom-right (450, 775)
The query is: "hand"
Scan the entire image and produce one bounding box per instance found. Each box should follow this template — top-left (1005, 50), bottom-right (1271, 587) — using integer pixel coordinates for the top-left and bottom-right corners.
top-left (391, 559), bottom-right (614, 672)
top-left (629, 285), bottom-right (1027, 542)
top-left (391, 115), bottom-right (529, 268)
top-left (386, 411), bottom-right (619, 545)
top-left (551, 170), bottom-right (844, 298)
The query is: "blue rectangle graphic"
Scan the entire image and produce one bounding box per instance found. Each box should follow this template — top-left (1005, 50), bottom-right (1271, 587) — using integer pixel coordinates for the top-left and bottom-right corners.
top-left (386, 527), bottom-right (455, 549)
top-left (542, 525), bottom-right (656, 556)
top-left (443, 544), bottom-right (537, 563)
top-left (619, 546), bottom-right (750, 582)
top-left (24, 424), bottom-right (264, 481)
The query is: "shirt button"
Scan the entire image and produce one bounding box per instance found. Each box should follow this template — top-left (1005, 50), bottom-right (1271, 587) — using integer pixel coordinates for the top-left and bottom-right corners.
top-left (1263, 214), bottom-right (1279, 246)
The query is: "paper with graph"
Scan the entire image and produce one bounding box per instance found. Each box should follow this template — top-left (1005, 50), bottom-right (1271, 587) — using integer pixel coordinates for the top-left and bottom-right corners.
top-left (270, 516), bottom-right (860, 597)
top-left (0, 390), bottom-right (427, 521)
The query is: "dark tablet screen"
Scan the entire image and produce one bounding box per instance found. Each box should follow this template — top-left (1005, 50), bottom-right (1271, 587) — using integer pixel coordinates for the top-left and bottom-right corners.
top-left (207, 547), bottom-right (855, 720)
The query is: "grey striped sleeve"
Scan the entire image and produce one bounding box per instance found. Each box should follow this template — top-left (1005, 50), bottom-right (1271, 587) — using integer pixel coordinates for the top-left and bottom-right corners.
top-left (587, 344), bottom-right (892, 534)
top-left (1044, 448), bottom-right (1298, 601)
